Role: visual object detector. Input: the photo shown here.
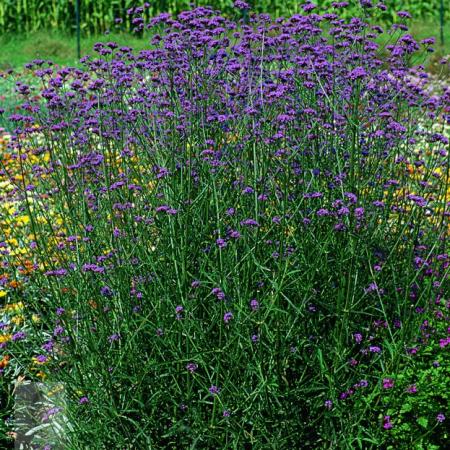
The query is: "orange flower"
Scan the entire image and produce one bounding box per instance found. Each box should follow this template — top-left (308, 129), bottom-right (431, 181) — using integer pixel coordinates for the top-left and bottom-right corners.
top-left (60, 287), bottom-right (77, 295)
top-left (88, 299), bottom-right (98, 310)
top-left (0, 354), bottom-right (10, 369)
top-left (9, 280), bottom-right (20, 289)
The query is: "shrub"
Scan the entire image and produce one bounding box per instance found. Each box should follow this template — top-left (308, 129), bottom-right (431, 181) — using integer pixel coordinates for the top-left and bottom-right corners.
top-left (1, 2), bottom-right (449, 448)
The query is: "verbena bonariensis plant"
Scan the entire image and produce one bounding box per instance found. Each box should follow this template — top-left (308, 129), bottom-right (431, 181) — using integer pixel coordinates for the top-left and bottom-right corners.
top-left (1, 1), bottom-right (449, 448)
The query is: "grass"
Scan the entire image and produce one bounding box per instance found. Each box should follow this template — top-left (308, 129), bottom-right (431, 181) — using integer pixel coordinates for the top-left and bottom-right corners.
top-left (409, 21), bottom-right (450, 71)
top-left (0, 30), bottom-right (152, 70)
top-left (0, 31), bottom-right (153, 129)
top-left (409, 20), bottom-right (450, 48)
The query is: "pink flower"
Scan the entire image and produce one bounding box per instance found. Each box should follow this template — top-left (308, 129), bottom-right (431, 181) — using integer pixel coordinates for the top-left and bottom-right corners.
top-left (383, 417), bottom-right (393, 429)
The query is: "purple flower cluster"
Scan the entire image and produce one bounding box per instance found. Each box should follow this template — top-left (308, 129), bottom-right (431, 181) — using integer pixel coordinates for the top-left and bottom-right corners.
top-left (2, 3), bottom-right (449, 446)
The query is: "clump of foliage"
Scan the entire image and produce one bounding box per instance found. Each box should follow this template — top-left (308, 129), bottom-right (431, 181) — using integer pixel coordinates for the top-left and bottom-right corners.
top-left (0, 1), bottom-right (449, 448)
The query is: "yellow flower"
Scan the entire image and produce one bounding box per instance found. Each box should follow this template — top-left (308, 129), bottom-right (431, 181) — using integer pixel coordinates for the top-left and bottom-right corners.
top-left (0, 334), bottom-right (12, 344)
top-left (4, 302), bottom-right (24, 312)
top-left (225, 133), bottom-right (238, 143)
top-left (10, 248), bottom-right (29, 257)
top-left (16, 215), bottom-right (30, 226)
top-left (4, 204), bottom-right (16, 215)
top-left (7, 238), bottom-right (18, 247)
top-left (285, 226), bottom-right (295, 237)
top-left (0, 181), bottom-right (13, 191)
top-left (0, 291), bottom-right (7, 298)
top-left (32, 314), bottom-right (40, 323)
top-left (48, 384), bottom-right (65, 396)
top-left (11, 315), bottom-right (24, 325)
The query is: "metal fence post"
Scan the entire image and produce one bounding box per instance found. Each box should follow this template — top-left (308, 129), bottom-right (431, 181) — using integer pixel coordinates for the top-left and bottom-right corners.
top-left (441, 0), bottom-right (445, 46)
top-left (76, 0), bottom-right (81, 59)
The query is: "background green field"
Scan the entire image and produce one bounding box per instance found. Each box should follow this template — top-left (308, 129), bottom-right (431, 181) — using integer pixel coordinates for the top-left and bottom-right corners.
top-left (0, 0), bottom-right (448, 35)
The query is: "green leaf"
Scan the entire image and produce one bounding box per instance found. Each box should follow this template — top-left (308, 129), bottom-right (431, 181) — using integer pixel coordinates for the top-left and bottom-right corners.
top-left (417, 417), bottom-right (428, 428)
top-left (400, 403), bottom-right (412, 413)
top-left (399, 423), bottom-right (411, 432)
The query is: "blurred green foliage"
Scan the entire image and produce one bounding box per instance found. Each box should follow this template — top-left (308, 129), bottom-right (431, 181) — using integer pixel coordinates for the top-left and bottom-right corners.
top-left (0, 1), bottom-right (447, 36)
